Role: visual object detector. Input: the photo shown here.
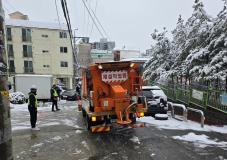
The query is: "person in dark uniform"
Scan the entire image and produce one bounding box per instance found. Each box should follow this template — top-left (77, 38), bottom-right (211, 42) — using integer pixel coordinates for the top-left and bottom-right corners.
top-left (50, 84), bottom-right (60, 112)
top-left (28, 85), bottom-right (40, 131)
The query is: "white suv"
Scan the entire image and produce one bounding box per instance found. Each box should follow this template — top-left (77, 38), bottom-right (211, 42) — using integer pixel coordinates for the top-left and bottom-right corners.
top-left (142, 86), bottom-right (168, 116)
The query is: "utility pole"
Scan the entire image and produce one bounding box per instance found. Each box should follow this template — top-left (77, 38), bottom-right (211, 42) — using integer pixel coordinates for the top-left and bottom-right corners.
top-left (0, 0), bottom-right (13, 159)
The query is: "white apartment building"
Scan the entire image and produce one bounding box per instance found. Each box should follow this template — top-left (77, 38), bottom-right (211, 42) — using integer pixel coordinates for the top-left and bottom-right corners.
top-left (119, 50), bottom-right (141, 60)
top-left (6, 12), bottom-right (74, 89)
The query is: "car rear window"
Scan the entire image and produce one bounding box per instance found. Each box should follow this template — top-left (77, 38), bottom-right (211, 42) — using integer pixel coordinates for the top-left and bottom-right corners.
top-left (142, 90), bottom-right (153, 97)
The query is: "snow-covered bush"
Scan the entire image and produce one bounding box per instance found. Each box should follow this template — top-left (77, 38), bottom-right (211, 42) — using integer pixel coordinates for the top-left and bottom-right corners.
top-left (10, 92), bottom-right (26, 104)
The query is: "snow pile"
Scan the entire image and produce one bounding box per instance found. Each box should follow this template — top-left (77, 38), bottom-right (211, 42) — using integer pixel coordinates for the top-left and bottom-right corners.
top-left (31, 143), bottom-right (44, 148)
top-left (81, 141), bottom-right (89, 150)
top-left (72, 149), bottom-right (82, 155)
top-left (155, 114), bottom-right (168, 119)
top-left (52, 136), bottom-right (62, 141)
top-left (10, 92), bottom-right (26, 104)
top-left (130, 136), bottom-right (141, 144)
top-left (173, 132), bottom-right (227, 149)
top-left (138, 116), bottom-right (227, 133)
top-left (40, 122), bottom-right (61, 127)
top-left (61, 119), bottom-right (74, 127)
top-left (12, 126), bottom-right (30, 131)
top-left (75, 130), bottom-right (82, 134)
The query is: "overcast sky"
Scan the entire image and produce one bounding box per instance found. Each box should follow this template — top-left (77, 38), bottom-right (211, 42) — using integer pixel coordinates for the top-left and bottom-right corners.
top-left (2, 0), bottom-right (224, 52)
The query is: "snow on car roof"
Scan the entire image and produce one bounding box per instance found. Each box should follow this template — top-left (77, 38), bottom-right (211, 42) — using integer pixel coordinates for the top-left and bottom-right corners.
top-left (142, 86), bottom-right (161, 90)
top-left (151, 89), bottom-right (166, 97)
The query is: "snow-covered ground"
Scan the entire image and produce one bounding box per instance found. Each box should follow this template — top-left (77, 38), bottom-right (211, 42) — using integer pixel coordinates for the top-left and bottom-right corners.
top-left (10, 101), bottom-right (80, 131)
top-left (11, 101), bottom-right (227, 159)
top-left (173, 132), bottom-right (227, 149)
top-left (138, 115), bottom-right (227, 150)
top-left (138, 116), bottom-right (227, 134)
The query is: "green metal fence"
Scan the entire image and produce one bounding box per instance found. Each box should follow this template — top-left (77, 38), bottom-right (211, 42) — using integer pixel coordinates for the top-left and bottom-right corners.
top-left (207, 90), bottom-right (227, 113)
top-left (156, 82), bottom-right (227, 114)
top-left (176, 86), bottom-right (190, 104)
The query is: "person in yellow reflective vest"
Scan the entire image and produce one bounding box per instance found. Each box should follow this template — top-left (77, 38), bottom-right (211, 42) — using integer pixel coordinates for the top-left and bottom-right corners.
top-left (50, 84), bottom-right (60, 112)
top-left (28, 85), bottom-right (40, 131)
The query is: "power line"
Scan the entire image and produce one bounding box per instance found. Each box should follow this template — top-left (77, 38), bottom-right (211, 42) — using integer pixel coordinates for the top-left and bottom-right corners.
top-left (89, 0), bottom-right (97, 37)
top-left (54, 0), bottom-right (62, 29)
top-left (85, 0), bottom-right (91, 36)
top-left (84, 0), bottom-right (110, 40)
top-left (60, 0), bottom-right (78, 67)
top-left (4, 0), bottom-right (16, 12)
top-left (82, 0), bottom-right (86, 36)
top-left (81, 0), bottom-right (105, 38)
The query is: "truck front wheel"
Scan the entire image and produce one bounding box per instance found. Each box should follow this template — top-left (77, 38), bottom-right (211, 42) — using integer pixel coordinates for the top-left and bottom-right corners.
top-left (85, 115), bottom-right (91, 130)
top-left (82, 108), bottom-right (86, 118)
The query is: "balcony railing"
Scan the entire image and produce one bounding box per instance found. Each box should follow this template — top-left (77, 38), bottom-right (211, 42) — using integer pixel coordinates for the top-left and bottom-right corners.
top-left (22, 36), bottom-right (31, 42)
top-left (24, 67), bottom-right (33, 73)
top-left (9, 67), bottom-right (15, 73)
top-left (8, 52), bottom-right (14, 58)
top-left (23, 52), bottom-right (33, 58)
top-left (7, 35), bottom-right (12, 41)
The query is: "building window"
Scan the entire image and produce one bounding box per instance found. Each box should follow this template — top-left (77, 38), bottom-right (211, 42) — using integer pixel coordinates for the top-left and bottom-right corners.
top-left (42, 50), bottom-right (49, 53)
top-left (57, 78), bottom-right (69, 88)
top-left (59, 31), bottom-right (67, 38)
top-left (60, 61), bottom-right (68, 67)
top-left (7, 28), bottom-right (12, 41)
top-left (24, 60), bottom-right (33, 73)
top-left (9, 60), bottom-right (15, 73)
top-left (60, 47), bottom-right (67, 53)
top-left (22, 28), bottom-right (31, 42)
top-left (43, 65), bottom-right (50, 68)
top-left (42, 34), bottom-right (48, 38)
top-left (23, 45), bottom-right (33, 57)
top-left (7, 44), bottom-right (14, 57)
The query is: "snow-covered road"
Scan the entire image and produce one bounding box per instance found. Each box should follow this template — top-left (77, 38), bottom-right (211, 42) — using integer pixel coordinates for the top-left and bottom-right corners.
top-left (11, 101), bottom-right (227, 160)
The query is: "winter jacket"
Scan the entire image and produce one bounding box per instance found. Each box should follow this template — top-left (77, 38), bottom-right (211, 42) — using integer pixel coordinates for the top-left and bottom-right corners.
top-left (50, 87), bottom-right (59, 100)
top-left (28, 92), bottom-right (38, 110)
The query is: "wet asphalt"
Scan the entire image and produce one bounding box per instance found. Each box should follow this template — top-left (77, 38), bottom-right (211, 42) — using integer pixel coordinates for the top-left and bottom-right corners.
top-left (11, 101), bottom-right (227, 160)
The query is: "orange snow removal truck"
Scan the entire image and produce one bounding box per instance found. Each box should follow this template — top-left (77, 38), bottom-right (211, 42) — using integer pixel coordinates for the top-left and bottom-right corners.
top-left (81, 61), bottom-right (147, 132)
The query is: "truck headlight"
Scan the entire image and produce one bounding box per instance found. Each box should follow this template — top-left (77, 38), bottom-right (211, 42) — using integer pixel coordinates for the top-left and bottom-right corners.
top-left (92, 116), bottom-right (96, 122)
top-left (130, 63), bottom-right (135, 68)
top-left (98, 64), bottom-right (103, 69)
top-left (140, 112), bottom-right (144, 117)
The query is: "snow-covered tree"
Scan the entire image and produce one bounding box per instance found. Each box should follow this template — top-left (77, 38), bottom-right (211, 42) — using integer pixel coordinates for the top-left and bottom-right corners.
top-left (200, 0), bottom-right (227, 81)
top-left (144, 0), bottom-right (227, 85)
top-left (183, 0), bottom-right (212, 80)
top-left (143, 28), bottom-right (171, 81)
top-left (170, 15), bottom-right (187, 77)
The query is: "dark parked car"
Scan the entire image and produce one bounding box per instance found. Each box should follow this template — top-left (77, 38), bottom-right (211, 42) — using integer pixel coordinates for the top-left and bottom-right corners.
top-left (61, 89), bottom-right (81, 101)
top-left (142, 86), bottom-right (168, 116)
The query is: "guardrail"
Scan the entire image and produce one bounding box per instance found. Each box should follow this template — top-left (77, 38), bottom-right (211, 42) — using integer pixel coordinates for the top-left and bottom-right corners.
top-left (168, 102), bottom-right (187, 122)
top-left (168, 102), bottom-right (205, 128)
top-left (187, 107), bottom-right (205, 128)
